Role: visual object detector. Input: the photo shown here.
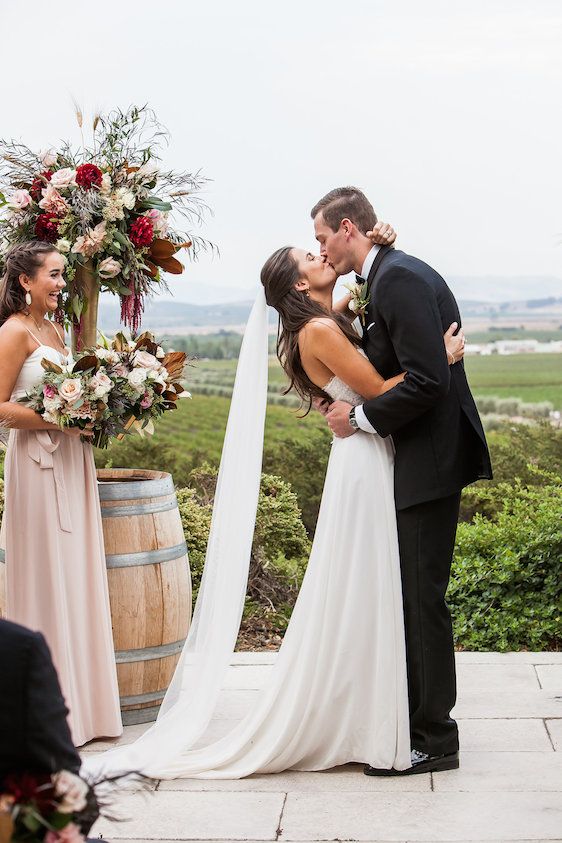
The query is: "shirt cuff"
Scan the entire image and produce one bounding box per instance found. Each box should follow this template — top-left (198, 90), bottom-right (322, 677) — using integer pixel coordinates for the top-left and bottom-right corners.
top-left (354, 404), bottom-right (377, 434)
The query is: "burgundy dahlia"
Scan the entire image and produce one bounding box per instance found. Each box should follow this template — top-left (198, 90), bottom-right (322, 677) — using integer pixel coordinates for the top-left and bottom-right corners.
top-left (35, 213), bottom-right (61, 242)
top-left (129, 216), bottom-right (154, 248)
top-left (75, 163), bottom-right (103, 189)
top-left (30, 170), bottom-right (53, 201)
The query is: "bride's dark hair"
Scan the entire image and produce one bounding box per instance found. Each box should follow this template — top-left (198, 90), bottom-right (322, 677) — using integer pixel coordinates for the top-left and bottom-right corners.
top-left (0, 241), bottom-right (59, 327)
top-left (260, 246), bottom-right (361, 411)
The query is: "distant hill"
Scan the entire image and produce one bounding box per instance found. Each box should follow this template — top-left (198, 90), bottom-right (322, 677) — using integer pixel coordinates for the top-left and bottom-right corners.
top-left (96, 275), bottom-right (562, 334)
top-left (448, 276), bottom-right (562, 303)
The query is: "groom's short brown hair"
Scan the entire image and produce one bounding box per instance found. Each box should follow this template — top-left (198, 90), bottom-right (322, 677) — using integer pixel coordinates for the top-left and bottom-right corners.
top-left (311, 187), bottom-right (377, 234)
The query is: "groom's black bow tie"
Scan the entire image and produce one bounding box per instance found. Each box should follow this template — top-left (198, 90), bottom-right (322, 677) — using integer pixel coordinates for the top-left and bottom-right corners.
top-left (355, 274), bottom-right (365, 285)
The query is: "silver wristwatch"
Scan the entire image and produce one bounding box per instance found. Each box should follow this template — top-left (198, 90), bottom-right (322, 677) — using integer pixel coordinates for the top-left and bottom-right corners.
top-left (349, 406), bottom-right (359, 430)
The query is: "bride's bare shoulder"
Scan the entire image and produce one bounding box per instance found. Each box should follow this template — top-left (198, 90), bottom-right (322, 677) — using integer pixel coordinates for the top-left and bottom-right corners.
top-left (299, 317), bottom-right (345, 346)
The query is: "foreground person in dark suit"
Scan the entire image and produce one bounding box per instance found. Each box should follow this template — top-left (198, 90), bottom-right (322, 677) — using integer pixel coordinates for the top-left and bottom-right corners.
top-left (312, 187), bottom-right (492, 775)
top-left (0, 618), bottom-right (81, 780)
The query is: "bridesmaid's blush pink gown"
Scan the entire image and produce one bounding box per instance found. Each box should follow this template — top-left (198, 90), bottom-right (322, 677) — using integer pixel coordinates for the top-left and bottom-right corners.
top-left (1, 340), bottom-right (122, 746)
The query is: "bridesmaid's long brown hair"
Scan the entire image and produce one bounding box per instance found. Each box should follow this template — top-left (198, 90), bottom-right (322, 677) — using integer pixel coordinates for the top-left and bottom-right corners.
top-left (0, 241), bottom-right (58, 327)
top-left (260, 246), bottom-right (361, 412)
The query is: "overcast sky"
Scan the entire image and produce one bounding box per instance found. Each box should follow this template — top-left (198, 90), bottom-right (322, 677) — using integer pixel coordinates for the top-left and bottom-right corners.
top-left (1, 0), bottom-right (561, 301)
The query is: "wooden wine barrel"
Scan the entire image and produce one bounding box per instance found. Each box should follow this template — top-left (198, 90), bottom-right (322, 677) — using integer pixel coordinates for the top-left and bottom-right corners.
top-left (97, 468), bottom-right (192, 725)
top-left (0, 468), bottom-right (191, 725)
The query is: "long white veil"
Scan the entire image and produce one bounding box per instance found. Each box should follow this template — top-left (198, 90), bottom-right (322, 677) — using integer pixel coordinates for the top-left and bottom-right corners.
top-left (82, 287), bottom-right (269, 777)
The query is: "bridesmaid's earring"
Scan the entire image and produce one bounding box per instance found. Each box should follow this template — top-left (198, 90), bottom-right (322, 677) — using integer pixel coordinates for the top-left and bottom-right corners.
top-left (25, 291), bottom-right (32, 306)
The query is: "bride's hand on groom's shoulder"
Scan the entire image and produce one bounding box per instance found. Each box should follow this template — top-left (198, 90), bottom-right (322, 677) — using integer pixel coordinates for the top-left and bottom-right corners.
top-left (367, 221), bottom-right (396, 245)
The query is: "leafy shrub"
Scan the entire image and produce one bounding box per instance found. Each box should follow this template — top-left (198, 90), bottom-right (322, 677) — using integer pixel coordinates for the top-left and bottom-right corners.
top-left (450, 481), bottom-right (561, 651)
top-left (177, 465), bottom-right (310, 615)
top-left (262, 430), bottom-right (332, 535)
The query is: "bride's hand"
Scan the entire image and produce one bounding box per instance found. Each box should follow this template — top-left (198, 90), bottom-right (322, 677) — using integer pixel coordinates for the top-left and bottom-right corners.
top-left (366, 221), bottom-right (396, 245)
top-left (444, 322), bottom-right (465, 365)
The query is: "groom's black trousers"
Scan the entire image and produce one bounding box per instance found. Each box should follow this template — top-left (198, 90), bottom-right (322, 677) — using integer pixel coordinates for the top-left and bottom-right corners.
top-left (396, 491), bottom-right (461, 757)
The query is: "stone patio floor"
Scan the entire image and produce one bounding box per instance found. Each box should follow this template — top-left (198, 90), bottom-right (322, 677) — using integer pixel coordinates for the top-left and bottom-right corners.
top-left (81, 651), bottom-right (562, 843)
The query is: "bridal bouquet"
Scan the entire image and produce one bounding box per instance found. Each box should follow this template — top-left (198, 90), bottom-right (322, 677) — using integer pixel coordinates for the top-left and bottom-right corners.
top-left (0, 105), bottom-right (213, 336)
top-left (19, 332), bottom-right (190, 449)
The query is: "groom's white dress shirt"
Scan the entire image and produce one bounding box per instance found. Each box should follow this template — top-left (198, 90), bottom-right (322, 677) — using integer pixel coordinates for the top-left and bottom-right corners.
top-left (353, 245), bottom-right (379, 434)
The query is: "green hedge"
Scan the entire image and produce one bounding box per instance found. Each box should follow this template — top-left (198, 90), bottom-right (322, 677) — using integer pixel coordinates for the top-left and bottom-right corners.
top-left (451, 481), bottom-right (561, 650)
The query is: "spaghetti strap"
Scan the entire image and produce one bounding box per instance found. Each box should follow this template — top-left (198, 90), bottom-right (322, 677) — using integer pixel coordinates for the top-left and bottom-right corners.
top-left (46, 318), bottom-right (66, 349)
top-left (20, 323), bottom-right (43, 348)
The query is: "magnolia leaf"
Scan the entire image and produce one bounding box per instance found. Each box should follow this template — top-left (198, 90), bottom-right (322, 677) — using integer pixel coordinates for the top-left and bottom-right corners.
top-left (162, 390), bottom-right (178, 402)
top-left (0, 191), bottom-right (7, 208)
top-left (72, 354), bottom-right (98, 373)
top-left (144, 259), bottom-right (159, 278)
top-left (134, 331), bottom-right (155, 349)
top-left (152, 255), bottom-right (184, 274)
top-left (162, 352), bottom-right (186, 380)
top-left (150, 238), bottom-right (176, 259)
top-left (41, 359), bottom-right (63, 374)
top-left (112, 332), bottom-right (129, 352)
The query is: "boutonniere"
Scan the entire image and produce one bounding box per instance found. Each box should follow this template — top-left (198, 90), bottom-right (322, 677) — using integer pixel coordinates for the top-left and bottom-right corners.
top-left (344, 280), bottom-right (370, 325)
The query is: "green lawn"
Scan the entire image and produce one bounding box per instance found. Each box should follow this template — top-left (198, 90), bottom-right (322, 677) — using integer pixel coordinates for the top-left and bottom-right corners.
top-left (464, 353), bottom-right (562, 407)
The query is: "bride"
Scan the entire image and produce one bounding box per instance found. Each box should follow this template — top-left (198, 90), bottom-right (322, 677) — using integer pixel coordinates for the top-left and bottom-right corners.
top-left (83, 226), bottom-right (464, 780)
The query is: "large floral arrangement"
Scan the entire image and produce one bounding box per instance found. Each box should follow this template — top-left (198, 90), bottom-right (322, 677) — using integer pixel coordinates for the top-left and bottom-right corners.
top-left (0, 769), bottom-right (154, 843)
top-left (19, 331), bottom-right (190, 449)
top-left (0, 770), bottom-right (94, 843)
top-left (0, 106), bottom-right (213, 341)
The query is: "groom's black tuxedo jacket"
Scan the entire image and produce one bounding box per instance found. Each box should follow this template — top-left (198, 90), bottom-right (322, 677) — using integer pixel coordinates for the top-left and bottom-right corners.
top-left (361, 248), bottom-right (492, 510)
top-left (0, 619), bottom-right (81, 781)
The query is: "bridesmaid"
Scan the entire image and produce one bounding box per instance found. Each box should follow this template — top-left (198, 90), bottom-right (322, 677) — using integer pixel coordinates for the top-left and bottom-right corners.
top-left (0, 241), bottom-right (122, 746)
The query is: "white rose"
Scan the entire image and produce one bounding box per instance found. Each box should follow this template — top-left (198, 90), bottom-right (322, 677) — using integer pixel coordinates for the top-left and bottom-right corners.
top-left (348, 299), bottom-right (358, 313)
top-left (156, 346), bottom-right (165, 359)
top-left (8, 189), bottom-right (33, 211)
top-left (43, 396), bottom-right (63, 412)
top-left (127, 367), bottom-right (148, 391)
top-left (96, 348), bottom-right (119, 365)
top-left (50, 168), bottom-right (77, 188)
top-left (56, 238), bottom-right (71, 254)
top-left (89, 371), bottom-right (112, 398)
top-left (39, 148), bottom-right (58, 168)
top-left (116, 187), bottom-right (136, 210)
top-left (59, 378), bottom-right (83, 402)
top-left (52, 771), bottom-right (89, 813)
top-left (98, 257), bottom-right (122, 279)
top-left (133, 350), bottom-right (159, 369)
top-left (100, 172), bottom-right (112, 194)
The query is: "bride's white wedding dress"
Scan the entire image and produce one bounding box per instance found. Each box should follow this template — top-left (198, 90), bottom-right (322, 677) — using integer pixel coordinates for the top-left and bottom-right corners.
top-left (83, 293), bottom-right (411, 779)
top-left (161, 369), bottom-right (410, 777)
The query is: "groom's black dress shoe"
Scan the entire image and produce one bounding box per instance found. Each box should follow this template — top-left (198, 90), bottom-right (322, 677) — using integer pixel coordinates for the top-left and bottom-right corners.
top-left (364, 749), bottom-right (459, 776)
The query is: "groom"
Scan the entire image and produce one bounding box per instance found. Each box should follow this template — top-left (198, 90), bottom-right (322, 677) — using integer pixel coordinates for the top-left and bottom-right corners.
top-left (311, 187), bottom-right (492, 775)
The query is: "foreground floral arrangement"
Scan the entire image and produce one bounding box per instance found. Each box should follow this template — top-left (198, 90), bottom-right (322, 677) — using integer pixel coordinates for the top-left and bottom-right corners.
top-left (0, 769), bottom-right (153, 843)
top-left (0, 105), bottom-right (212, 338)
top-left (19, 332), bottom-right (190, 449)
top-left (0, 769), bottom-right (93, 843)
